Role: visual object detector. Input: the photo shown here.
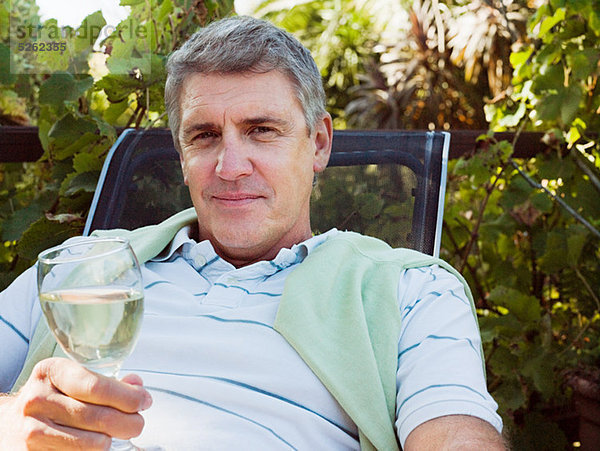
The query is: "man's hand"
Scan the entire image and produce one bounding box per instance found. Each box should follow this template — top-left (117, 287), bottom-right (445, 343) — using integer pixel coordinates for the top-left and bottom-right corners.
top-left (0, 357), bottom-right (152, 450)
top-left (404, 414), bottom-right (507, 450)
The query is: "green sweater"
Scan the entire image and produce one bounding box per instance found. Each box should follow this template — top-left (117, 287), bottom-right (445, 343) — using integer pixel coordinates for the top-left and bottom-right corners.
top-left (14, 207), bottom-right (477, 451)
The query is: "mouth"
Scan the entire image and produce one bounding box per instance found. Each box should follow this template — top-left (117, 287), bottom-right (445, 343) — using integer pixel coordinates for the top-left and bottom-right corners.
top-left (211, 192), bottom-right (264, 207)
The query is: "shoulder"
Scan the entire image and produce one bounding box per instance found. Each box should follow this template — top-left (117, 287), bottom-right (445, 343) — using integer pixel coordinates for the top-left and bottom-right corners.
top-left (318, 231), bottom-right (446, 269)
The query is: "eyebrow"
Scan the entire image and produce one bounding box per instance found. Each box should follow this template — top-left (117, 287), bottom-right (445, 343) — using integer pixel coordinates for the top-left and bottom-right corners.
top-left (241, 116), bottom-right (289, 128)
top-left (182, 116), bottom-right (290, 138)
top-left (181, 123), bottom-right (217, 140)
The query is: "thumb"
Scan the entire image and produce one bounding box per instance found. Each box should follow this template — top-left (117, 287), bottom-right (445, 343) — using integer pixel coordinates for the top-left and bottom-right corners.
top-left (120, 373), bottom-right (144, 387)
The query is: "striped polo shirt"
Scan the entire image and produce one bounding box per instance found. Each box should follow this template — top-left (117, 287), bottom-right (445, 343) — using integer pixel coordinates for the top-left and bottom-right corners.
top-left (0, 227), bottom-right (502, 449)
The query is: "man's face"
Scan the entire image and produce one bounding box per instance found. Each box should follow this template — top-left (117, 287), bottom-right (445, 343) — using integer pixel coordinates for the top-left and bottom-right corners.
top-left (178, 71), bottom-right (332, 266)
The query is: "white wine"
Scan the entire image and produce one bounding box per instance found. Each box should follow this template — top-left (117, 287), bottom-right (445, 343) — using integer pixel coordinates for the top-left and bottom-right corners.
top-left (39, 287), bottom-right (143, 376)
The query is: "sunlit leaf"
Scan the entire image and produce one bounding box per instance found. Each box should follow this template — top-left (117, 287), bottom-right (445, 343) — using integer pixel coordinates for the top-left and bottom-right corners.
top-left (120, 0), bottom-right (145, 5)
top-left (509, 48), bottom-right (532, 69)
top-left (488, 286), bottom-right (542, 323)
top-left (537, 8), bottom-right (565, 38)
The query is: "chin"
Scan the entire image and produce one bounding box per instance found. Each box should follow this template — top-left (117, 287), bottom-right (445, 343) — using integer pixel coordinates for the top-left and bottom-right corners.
top-left (213, 228), bottom-right (267, 251)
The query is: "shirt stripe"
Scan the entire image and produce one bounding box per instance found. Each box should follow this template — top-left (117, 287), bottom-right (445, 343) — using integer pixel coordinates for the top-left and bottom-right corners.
top-left (398, 383), bottom-right (488, 411)
top-left (145, 386), bottom-right (298, 450)
top-left (0, 315), bottom-right (28, 344)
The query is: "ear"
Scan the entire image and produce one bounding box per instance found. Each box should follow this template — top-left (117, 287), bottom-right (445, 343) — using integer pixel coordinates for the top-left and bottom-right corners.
top-left (312, 113), bottom-right (333, 173)
top-left (180, 152), bottom-right (189, 186)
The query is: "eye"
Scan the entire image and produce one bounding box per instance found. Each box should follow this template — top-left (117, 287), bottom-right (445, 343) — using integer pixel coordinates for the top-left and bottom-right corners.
top-left (196, 130), bottom-right (220, 140)
top-left (249, 126), bottom-right (278, 139)
top-left (251, 126), bottom-right (271, 134)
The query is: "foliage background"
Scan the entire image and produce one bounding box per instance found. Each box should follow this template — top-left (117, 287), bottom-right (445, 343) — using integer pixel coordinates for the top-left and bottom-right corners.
top-left (1, 0), bottom-right (599, 449)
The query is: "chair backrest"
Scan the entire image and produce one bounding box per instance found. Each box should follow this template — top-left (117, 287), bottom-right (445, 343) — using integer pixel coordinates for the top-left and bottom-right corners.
top-left (83, 128), bottom-right (449, 256)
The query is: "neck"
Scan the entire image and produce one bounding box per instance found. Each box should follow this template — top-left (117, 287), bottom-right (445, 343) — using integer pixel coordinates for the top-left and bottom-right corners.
top-left (213, 229), bottom-right (313, 268)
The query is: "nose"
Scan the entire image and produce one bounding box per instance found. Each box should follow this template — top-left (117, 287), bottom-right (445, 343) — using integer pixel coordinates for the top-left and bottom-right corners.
top-left (215, 137), bottom-right (253, 181)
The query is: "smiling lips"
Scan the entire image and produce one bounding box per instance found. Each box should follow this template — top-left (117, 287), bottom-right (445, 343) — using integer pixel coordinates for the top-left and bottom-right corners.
top-left (211, 192), bottom-right (264, 206)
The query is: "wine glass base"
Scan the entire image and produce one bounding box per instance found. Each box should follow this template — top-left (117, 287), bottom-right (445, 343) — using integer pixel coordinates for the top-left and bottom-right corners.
top-left (111, 438), bottom-right (139, 450)
top-left (112, 439), bottom-right (165, 451)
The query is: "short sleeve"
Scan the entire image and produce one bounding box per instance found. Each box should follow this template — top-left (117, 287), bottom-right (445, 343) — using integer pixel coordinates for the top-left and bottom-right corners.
top-left (0, 265), bottom-right (42, 392)
top-left (394, 265), bottom-right (502, 446)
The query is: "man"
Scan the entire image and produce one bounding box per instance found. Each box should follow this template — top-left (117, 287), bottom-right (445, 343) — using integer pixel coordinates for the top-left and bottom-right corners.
top-left (0, 16), bottom-right (504, 449)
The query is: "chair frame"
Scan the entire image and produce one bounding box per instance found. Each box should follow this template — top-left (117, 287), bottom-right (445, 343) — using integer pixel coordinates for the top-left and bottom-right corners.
top-left (83, 129), bottom-right (449, 256)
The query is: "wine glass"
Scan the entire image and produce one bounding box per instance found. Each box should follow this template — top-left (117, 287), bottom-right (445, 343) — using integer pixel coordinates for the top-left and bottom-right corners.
top-left (37, 237), bottom-right (145, 450)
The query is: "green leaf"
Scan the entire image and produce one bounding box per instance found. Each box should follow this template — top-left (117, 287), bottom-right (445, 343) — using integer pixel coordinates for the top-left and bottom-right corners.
top-left (16, 217), bottom-right (81, 261)
top-left (38, 116), bottom-right (53, 154)
top-left (497, 102), bottom-right (526, 128)
top-left (454, 156), bottom-right (491, 186)
top-left (72, 150), bottom-right (104, 173)
top-left (529, 192), bottom-right (553, 214)
top-left (511, 412), bottom-right (568, 451)
top-left (33, 20), bottom-right (72, 72)
top-left (383, 204), bottom-right (410, 220)
top-left (157, 0), bottom-right (174, 22)
top-left (120, 0), bottom-right (145, 5)
top-left (536, 93), bottom-right (562, 121)
top-left (47, 114), bottom-right (99, 160)
top-left (590, 10), bottom-right (600, 36)
top-left (103, 99), bottom-right (130, 124)
top-left (538, 231), bottom-right (569, 273)
top-left (1, 193), bottom-right (56, 241)
top-left (0, 3), bottom-right (8, 41)
top-left (65, 171), bottom-right (100, 196)
top-left (488, 286), bottom-right (542, 323)
top-left (560, 85), bottom-right (582, 125)
top-left (567, 50), bottom-right (598, 80)
top-left (0, 43), bottom-right (15, 84)
top-left (107, 57), bottom-right (151, 76)
top-left (566, 228), bottom-right (587, 266)
top-left (521, 352), bottom-right (558, 396)
top-left (493, 376), bottom-right (525, 411)
top-left (537, 8), bottom-right (566, 38)
top-left (500, 176), bottom-right (531, 210)
top-left (488, 344), bottom-right (519, 373)
top-left (39, 73), bottom-right (93, 109)
top-left (532, 64), bottom-right (564, 93)
top-left (354, 193), bottom-right (383, 220)
top-left (533, 43), bottom-right (561, 68)
top-left (73, 11), bottom-right (106, 54)
top-left (479, 313), bottom-right (525, 339)
top-left (96, 74), bottom-right (142, 103)
top-left (572, 177), bottom-right (600, 218)
top-left (509, 48), bottom-right (533, 69)
top-left (536, 154), bottom-right (575, 180)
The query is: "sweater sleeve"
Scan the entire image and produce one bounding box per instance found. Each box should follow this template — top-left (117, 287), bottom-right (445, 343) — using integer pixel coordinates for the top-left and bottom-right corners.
top-left (394, 264), bottom-right (502, 447)
top-left (0, 265), bottom-right (42, 392)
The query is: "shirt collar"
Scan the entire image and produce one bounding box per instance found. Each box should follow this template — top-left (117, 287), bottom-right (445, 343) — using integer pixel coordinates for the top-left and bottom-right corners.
top-left (150, 224), bottom-right (339, 274)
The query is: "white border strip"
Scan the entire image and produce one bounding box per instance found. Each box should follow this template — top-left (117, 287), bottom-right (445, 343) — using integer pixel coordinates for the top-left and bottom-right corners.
top-left (82, 129), bottom-right (134, 236)
top-left (433, 131), bottom-right (450, 258)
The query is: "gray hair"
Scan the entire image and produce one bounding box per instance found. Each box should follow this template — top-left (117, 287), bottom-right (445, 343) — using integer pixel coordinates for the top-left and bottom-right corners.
top-left (165, 15), bottom-right (327, 152)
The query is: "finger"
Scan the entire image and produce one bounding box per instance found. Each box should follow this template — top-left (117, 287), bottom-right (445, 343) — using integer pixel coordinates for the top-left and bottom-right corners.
top-left (37, 391), bottom-right (146, 440)
top-left (39, 358), bottom-right (152, 413)
top-left (120, 373), bottom-right (144, 387)
top-left (20, 416), bottom-right (111, 451)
